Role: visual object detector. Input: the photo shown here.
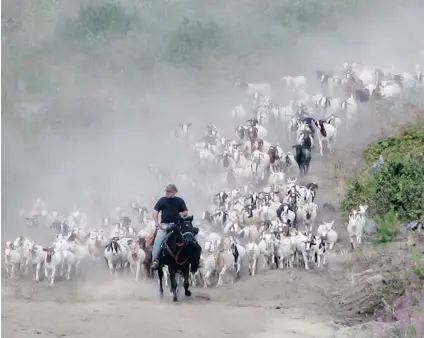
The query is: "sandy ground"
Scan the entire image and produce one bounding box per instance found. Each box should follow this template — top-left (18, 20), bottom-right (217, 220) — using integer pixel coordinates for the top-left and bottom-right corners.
top-left (2, 266), bottom-right (339, 338)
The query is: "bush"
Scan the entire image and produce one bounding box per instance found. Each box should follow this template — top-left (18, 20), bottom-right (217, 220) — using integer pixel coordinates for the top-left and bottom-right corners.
top-left (411, 249), bottom-right (424, 280)
top-left (65, 3), bottom-right (138, 39)
top-left (56, 0), bottom-right (367, 72)
top-left (272, 0), bottom-right (366, 32)
top-left (373, 209), bottom-right (400, 245)
top-left (341, 124), bottom-right (424, 222)
top-left (165, 18), bottom-right (225, 69)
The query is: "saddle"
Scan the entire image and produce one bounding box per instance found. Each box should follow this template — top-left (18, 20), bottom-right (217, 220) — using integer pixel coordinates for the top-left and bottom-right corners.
top-left (146, 229), bottom-right (157, 247)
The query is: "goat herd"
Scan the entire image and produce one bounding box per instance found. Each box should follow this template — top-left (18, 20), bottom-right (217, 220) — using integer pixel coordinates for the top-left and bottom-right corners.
top-left (4, 62), bottom-right (423, 292)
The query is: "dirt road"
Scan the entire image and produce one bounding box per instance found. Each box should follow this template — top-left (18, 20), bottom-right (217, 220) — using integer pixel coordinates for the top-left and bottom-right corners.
top-left (2, 267), bottom-right (338, 338)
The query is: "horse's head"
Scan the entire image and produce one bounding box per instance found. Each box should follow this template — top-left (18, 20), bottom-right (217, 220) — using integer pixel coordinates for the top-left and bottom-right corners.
top-left (163, 217), bottom-right (198, 266)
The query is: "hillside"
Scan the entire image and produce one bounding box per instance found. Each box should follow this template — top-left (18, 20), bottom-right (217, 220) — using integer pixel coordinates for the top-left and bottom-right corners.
top-left (341, 121), bottom-right (424, 222)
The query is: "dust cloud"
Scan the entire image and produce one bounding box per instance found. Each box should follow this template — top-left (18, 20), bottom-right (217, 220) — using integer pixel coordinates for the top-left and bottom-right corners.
top-left (2, 0), bottom-right (423, 238)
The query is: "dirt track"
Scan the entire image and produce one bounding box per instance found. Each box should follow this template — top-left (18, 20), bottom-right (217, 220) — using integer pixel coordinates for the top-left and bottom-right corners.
top-left (2, 266), bottom-right (339, 338)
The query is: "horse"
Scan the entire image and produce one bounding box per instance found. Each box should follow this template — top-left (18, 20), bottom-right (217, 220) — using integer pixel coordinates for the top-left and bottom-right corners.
top-left (157, 216), bottom-right (201, 302)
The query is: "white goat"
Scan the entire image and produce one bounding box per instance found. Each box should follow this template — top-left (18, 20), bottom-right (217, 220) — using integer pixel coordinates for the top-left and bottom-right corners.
top-left (230, 241), bottom-right (246, 278)
top-left (43, 247), bottom-right (64, 285)
top-left (12, 236), bottom-right (32, 273)
top-left (293, 233), bottom-right (314, 270)
top-left (298, 202), bottom-right (318, 232)
top-left (4, 241), bottom-right (21, 279)
top-left (127, 247), bottom-right (146, 281)
top-left (317, 221), bottom-right (338, 250)
top-left (61, 250), bottom-right (77, 280)
top-left (216, 249), bottom-right (237, 285)
top-left (27, 243), bottom-right (46, 281)
top-left (258, 233), bottom-right (276, 268)
top-left (347, 205), bottom-right (368, 249)
top-left (104, 240), bottom-right (129, 279)
top-left (275, 236), bottom-right (295, 268)
top-left (245, 242), bottom-right (262, 276)
top-left (198, 253), bottom-right (218, 288)
top-left (85, 231), bottom-right (102, 260)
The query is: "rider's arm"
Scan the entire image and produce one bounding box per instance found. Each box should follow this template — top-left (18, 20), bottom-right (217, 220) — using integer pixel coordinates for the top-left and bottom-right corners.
top-left (153, 198), bottom-right (164, 226)
top-left (153, 210), bottom-right (160, 226)
top-left (179, 198), bottom-right (188, 217)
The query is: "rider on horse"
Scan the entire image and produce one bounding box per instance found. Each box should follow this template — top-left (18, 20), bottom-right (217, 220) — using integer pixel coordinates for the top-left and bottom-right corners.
top-left (151, 184), bottom-right (197, 270)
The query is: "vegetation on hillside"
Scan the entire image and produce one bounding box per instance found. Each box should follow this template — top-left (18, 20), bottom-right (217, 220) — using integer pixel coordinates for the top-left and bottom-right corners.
top-left (336, 122), bottom-right (424, 335)
top-left (341, 123), bottom-right (424, 222)
top-left (58, 0), bottom-right (366, 70)
top-left (1, 0), bottom-right (372, 204)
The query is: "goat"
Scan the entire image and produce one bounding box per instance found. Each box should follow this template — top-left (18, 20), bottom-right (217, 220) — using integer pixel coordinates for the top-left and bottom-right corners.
top-left (43, 247), bottom-right (64, 285)
top-left (27, 243), bottom-right (46, 281)
top-left (292, 136), bottom-right (312, 176)
top-left (316, 120), bottom-right (337, 156)
top-left (104, 240), bottom-right (129, 279)
top-left (317, 221), bottom-right (338, 250)
top-left (216, 249), bottom-right (237, 285)
top-left (293, 233), bottom-right (314, 270)
top-left (347, 211), bottom-right (366, 249)
top-left (245, 242), bottom-right (262, 276)
top-left (4, 241), bottom-right (21, 279)
top-left (127, 238), bottom-right (148, 281)
top-left (312, 236), bottom-right (327, 268)
top-left (275, 236), bottom-right (295, 269)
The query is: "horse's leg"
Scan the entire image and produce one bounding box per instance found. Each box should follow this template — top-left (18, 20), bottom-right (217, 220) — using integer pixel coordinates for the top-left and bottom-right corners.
top-left (169, 268), bottom-right (178, 302)
top-left (157, 267), bottom-right (164, 299)
top-left (183, 269), bottom-right (191, 297)
top-left (163, 267), bottom-right (169, 287)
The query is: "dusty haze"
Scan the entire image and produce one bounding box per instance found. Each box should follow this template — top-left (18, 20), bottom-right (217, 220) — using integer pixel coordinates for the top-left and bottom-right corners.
top-left (2, 0), bottom-right (424, 235)
top-left (2, 2), bottom-right (424, 337)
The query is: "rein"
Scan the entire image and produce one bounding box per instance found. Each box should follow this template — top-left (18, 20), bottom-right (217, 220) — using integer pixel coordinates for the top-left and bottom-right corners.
top-left (164, 230), bottom-right (189, 266)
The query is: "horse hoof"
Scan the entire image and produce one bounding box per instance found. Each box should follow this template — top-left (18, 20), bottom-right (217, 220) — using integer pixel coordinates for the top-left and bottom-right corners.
top-left (159, 293), bottom-right (164, 300)
top-left (173, 296), bottom-right (178, 302)
top-left (185, 290), bottom-right (192, 297)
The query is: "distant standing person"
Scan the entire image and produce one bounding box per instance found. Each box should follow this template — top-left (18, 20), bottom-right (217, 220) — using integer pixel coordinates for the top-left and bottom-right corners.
top-left (151, 184), bottom-right (188, 270)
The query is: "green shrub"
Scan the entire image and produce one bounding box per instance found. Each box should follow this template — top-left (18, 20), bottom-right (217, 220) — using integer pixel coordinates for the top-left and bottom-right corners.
top-left (65, 3), bottom-right (138, 39)
top-left (363, 125), bottom-right (424, 165)
top-left (272, 0), bottom-right (366, 32)
top-left (372, 209), bottom-right (400, 245)
top-left (165, 18), bottom-right (225, 69)
top-left (411, 248), bottom-right (424, 279)
top-left (341, 125), bottom-right (424, 222)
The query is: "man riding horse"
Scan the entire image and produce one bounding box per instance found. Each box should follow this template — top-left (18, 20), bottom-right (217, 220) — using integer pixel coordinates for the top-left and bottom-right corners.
top-left (151, 184), bottom-right (201, 302)
top-left (151, 184), bottom-right (200, 272)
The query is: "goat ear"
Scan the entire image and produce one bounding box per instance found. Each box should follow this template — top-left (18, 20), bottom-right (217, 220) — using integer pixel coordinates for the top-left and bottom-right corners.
top-left (42, 248), bottom-right (47, 251)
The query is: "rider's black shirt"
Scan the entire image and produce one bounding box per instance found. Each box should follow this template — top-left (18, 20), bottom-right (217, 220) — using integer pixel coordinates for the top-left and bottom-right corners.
top-left (154, 197), bottom-right (188, 223)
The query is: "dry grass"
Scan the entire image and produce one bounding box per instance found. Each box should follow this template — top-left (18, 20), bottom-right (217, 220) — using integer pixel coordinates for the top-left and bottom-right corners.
top-left (327, 232), bottom-right (424, 326)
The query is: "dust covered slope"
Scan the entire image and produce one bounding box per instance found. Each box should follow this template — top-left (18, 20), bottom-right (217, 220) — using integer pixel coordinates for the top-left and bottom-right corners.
top-left (2, 1), bottom-right (424, 338)
top-left (3, 0), bottom-right (424, 225)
